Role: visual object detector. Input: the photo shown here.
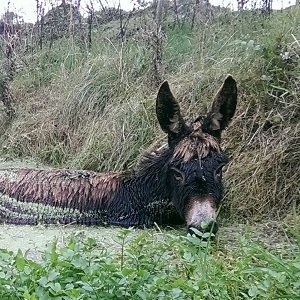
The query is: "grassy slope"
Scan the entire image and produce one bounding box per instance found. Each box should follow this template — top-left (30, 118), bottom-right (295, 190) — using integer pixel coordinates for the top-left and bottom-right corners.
top-left (0, 6), bottom-right (299, 299)
top-left (2, 7), bottom-right (299, 221)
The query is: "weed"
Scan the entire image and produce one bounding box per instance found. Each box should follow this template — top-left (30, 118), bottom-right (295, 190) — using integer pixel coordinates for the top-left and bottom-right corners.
top-left (0, 224), bottom-right (299, 299)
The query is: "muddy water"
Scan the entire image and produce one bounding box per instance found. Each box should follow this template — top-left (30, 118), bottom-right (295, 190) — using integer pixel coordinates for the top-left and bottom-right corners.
top-left (0, 224), bottom-right (146, 260)
top-left (0, 223), bottom-right (185, 261)
top-left (0, 224), bottom-right (124, 252)
top-left (1, 222), bottom-right (295, 261)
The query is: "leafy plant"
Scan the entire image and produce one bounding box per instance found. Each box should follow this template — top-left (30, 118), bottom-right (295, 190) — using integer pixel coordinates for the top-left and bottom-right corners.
top-left (0, 226), bottom-right (299, 299)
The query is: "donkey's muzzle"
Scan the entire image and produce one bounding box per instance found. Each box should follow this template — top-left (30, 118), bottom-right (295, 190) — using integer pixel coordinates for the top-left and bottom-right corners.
top-left (185, 195), bottom-right (218, 238)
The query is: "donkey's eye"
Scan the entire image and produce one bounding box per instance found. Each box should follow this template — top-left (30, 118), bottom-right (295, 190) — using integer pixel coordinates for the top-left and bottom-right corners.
top-left (171, 167), bottom-right (186, 184)
top-left (214, 164), bottom-right (226, 181)
top-left (215, 169), bottom-right (222, 179)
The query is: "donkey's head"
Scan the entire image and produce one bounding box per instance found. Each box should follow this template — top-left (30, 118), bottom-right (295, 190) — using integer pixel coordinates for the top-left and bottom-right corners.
top-left (156, 76), bottom-right (237, 236)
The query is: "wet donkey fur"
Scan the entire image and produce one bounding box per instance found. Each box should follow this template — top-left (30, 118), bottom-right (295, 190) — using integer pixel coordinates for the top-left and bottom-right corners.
top-left (0, 76), bottom-right (237, 234)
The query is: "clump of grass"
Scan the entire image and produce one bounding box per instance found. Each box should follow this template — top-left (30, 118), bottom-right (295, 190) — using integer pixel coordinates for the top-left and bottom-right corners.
top-left (221, 8), bottom-right (300, 220)
top-left (4, 40), bottom-right (157, 170)
top-left (0, 223), bottom-right (299, 299)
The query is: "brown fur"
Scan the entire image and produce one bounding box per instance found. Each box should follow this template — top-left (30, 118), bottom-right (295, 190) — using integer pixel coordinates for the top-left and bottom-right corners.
top-left (172, 126), bottom-right (221, 162)
top-left (0, 168), bottom-right (122, 212)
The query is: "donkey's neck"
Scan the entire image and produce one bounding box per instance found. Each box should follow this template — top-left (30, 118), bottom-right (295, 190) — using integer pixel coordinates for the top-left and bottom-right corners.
top-left (105, 149), bottom-right (173, 227)
top-left (134, 148), bottom-right (171, 198)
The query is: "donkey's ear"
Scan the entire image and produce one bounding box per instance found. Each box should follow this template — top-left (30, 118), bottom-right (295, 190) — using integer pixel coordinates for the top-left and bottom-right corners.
top-left (202, 75), bottom-right (237, 139)
top-left (156, 81), bottom-right (190, 142)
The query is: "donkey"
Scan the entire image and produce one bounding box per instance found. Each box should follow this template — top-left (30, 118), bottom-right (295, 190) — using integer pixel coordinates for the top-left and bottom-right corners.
top-left (0, 75), bottom-right (237, 235)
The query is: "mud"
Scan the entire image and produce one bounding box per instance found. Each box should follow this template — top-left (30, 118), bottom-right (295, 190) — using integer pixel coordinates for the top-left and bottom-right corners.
top-left (0, 224), bottom-right (131, 260)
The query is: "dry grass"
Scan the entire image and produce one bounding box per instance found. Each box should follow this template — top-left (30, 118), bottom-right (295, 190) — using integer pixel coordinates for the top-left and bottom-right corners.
top-left (0, 7), bottom-right (299, 222)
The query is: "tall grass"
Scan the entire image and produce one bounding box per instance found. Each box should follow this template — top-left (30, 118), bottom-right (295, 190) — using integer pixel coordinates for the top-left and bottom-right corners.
top-left (0, 7), bottom-right (299, 220)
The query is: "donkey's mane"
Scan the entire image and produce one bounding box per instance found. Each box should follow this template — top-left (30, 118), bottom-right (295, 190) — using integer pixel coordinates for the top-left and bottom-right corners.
top-left (134, 146), bottom-right (170, 177)
top-left (136, 127), bottom-right (222, 175)
top-left (172, 127), bottom-right (221, 162)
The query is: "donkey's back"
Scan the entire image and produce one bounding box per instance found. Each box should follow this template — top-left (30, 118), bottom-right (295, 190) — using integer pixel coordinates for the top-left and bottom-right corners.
top-left (0, 168), bottom-right (122, 225)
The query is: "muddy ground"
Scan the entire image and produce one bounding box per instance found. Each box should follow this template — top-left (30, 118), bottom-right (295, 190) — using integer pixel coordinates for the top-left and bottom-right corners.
top-left (0, 221), bottom-right (297, 261)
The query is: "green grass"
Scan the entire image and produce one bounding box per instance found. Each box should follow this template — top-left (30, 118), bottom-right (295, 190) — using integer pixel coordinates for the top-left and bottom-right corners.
top-left (4, 8), bottom-right (299, 168)
top-left (0, 224), bottom-right (299, 300)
